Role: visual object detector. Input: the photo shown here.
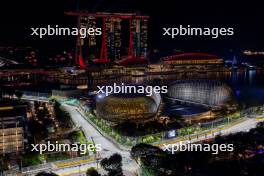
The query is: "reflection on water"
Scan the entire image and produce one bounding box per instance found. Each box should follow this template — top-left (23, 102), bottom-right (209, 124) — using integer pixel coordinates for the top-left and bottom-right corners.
top-left (230, 70), bottom-right (257, 86)
top-left (228, 70), bottom-right (264, 106)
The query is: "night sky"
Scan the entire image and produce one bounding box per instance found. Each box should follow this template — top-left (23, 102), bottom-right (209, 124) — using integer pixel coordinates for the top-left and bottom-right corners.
top-left (0, 0), bottom-right (263, 56)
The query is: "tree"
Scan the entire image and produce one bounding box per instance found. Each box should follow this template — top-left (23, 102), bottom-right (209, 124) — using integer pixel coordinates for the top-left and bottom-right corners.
top-left (4, 89), bottom-right (14, 98)
top-left (100, 153), bottom-right (123, 176)
top-left (54, 100), bottom-right (73, 128)
top-left (36, 171), bottom-right (58, 176)
top-left (131, 143), bottom-right (163, 159)
top-left (14, 90), bottom-right (23, 101)
top-left (257, 122), bottom-right (264, 128)
top-left (22, 153), bottom-right (45, 166)
top-left (86, 167), bottom-right (101, 176)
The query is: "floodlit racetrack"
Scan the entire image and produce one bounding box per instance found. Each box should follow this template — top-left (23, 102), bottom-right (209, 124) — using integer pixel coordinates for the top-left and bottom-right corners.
top-left (57, 104), bottom-right (139, 176)
top-left (19, 95), bottom-right (263, 176)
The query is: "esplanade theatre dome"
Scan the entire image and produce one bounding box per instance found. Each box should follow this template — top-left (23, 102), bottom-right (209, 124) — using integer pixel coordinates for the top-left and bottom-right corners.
top-left (96, 90), bottom-right (161, 123)
top-left (166, 80), bottom-right (233, 107)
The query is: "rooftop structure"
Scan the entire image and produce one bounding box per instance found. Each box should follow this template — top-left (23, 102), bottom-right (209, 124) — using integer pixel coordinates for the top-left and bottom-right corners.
top-left (161, 53), bottom-right (224, 65)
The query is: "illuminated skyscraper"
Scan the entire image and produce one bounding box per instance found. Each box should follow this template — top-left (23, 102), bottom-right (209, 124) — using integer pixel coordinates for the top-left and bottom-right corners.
top-left (87, 16), bottom-right (97, 47)
top-left (65, 12), bottom-right (149, 66)
top-left (113, 18), bottom-right (122, 60)
top-left (78, 16), bottom-right (98, 64)
top-left (140, 19), bottom-right (148, 57)
top-left (104, 18), bottom-right (122, 61)
top-left (131, 19), bottom-right (148, 57)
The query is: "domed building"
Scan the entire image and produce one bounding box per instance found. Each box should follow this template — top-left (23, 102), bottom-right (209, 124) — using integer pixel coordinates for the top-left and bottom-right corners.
top-left (166, 79), bottom-right (233, 107)
top-left (164, 80), bottom-right (234, 123)
top-left (96, 91), bottom-right (161, 123)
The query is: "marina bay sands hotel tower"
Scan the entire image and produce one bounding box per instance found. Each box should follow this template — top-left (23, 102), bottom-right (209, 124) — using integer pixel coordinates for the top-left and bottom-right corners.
top-left (65, 12), bottom-right (149, 67)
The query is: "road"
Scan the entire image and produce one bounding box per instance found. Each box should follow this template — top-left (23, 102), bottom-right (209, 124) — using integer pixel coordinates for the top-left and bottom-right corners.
top-left (19, 95), bottom-right (263, 175)
top-left (61, 104), bottom-right (262, 175)
top-left (222, 117), bottom-right (260, 134)
top-left (161, 117), bottom-right (263, 149)
top-left (56, 104), bottom-right (139, 176)
top-left (63, 104), bottom-right (123, 154)
top-left (19, 96), bottom-right (138, 176)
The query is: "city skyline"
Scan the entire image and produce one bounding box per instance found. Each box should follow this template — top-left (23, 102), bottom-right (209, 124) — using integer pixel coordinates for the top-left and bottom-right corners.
top-left (0, 1), bottom-right (264, 175)
top-left (0, 0), bottom-right (264, 55)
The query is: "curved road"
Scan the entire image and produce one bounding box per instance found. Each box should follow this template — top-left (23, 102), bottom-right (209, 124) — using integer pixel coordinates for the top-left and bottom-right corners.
top-left (57, 104), bottom-right (139, 176)
top-left (20, 95), bottom-right (263, 175)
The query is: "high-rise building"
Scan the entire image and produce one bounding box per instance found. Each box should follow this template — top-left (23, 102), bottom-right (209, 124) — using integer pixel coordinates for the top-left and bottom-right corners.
top-left (65, 12), bottom-right (149, 66)
top-left (140, 19), bottom-right (148, 58)
top-left (105, 18), bottom-right (114, 60)
top-left (113, 18), bottom-right (122, 60)
top-left (131, 19), bottom-right (148, 57)
top-left (0, 105), bottom-right (28, 155)
top-left (79, 16), bottom-right (98, 63)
